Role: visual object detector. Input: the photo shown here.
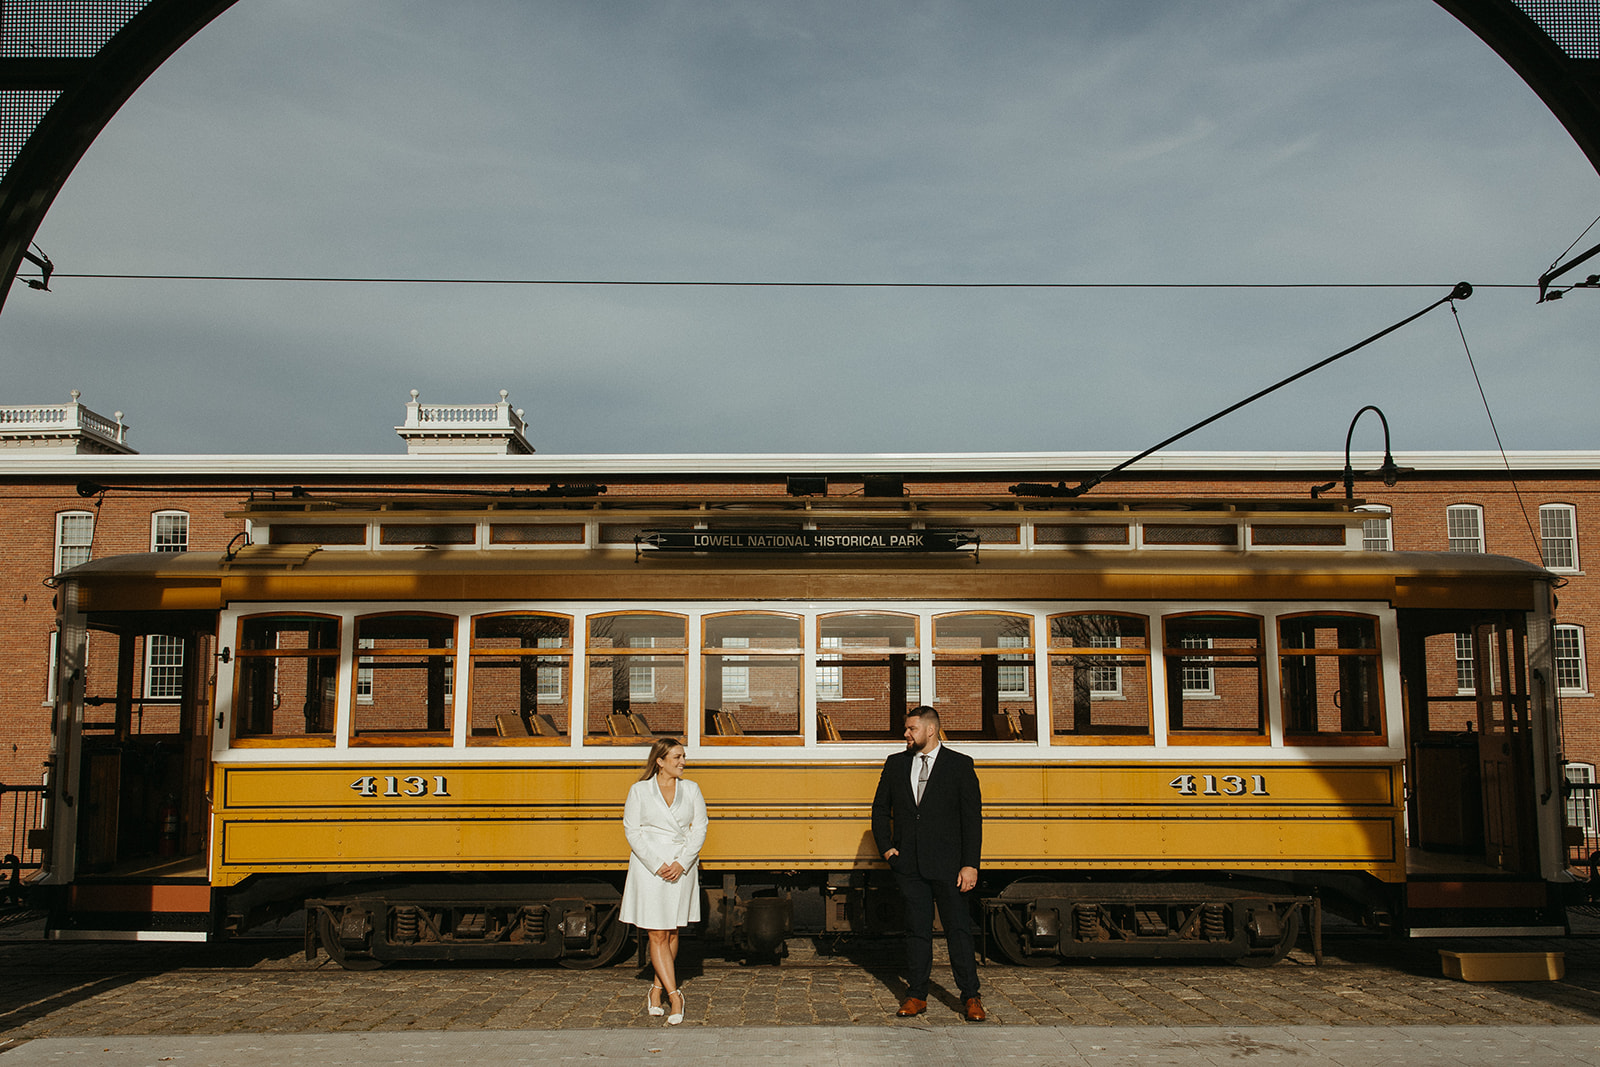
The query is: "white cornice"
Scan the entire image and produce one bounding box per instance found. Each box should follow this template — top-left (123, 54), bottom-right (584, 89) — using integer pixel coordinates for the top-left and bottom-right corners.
top-left (0, 449), bottom-right (1596, 478)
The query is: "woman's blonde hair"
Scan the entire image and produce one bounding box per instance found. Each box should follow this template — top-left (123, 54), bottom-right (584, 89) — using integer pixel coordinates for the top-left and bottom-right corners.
top-left (638, 737), bottom-right (684, 781)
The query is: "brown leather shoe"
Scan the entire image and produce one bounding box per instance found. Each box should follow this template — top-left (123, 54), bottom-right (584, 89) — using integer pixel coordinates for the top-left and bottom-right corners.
top-left (895, 996), bottom-right (927, 1017)
top-left (963, 997), bottom-right (986, 1022)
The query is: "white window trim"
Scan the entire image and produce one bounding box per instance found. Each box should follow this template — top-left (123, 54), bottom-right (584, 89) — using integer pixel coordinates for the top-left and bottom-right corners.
top-left (1540, 504), bottom-right (1580, 573)
top-left (997, 634), bottom-right (1029, 699)
top-left (1357, 505), bottom-right (1392, 552)
top-left (1446, 504), bottom-right (1485, 554)
top-left (1179, 634), bottom-right (1215, 698)
top-left (1566, 762), bottom-right (1596, 838)
top-left (143, 634), bottom-right (185, 703)
top-left (1555, 624), bottom-right (1590, 696)
top-left (151, 510), bottom-right (190, 553)
top-left (54, 510), bottom-right (94, 572)
top-left (1455, 631), bottom-right (1476, 695)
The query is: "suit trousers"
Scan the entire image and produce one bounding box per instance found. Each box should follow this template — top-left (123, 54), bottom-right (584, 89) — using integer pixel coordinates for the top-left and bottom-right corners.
top-left (896, 870), bottom-right (980, 1001)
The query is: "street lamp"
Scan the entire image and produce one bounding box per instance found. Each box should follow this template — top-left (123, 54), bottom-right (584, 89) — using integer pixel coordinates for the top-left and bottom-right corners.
top-left (1310, 405), bottom-right (1411, 500)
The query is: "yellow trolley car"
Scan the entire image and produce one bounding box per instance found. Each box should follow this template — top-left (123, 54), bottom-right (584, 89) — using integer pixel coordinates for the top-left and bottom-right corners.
top-left (38, 492), bottom-right (1570, 966)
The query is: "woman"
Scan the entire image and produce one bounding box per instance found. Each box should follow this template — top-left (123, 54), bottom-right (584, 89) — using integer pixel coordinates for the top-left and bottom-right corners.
top-left (620, 737), bottom-right (707, 1025)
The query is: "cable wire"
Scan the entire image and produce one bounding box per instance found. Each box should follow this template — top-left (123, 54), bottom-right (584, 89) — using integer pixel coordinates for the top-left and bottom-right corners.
top-left (44, 273), bottom-right (1540, 290)
top-left (1450, 300), bottom-right (1547, 570)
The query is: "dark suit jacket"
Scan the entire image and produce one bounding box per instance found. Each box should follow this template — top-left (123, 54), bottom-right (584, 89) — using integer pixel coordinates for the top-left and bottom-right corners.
top-left (871, 745), bottom-right (982, 880)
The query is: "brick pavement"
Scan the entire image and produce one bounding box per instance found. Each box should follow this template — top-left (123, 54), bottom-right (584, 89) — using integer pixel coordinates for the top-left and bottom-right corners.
top-left (1, 923), bottom-right (1599, 1039)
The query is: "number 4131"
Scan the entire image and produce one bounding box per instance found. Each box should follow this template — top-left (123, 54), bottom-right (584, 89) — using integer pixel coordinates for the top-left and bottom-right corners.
top-left (1169, 774), bottom-right (1268, 797)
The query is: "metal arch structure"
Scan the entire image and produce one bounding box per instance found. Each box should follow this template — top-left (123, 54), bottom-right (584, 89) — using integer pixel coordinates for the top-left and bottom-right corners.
top-left (0, 1), bottom-right (1596, 315)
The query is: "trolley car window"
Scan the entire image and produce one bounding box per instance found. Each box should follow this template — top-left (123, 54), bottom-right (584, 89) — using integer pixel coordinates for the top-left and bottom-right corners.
top-left (467, 613), bottom-right (572, 745)
top-left (932, 613), bottom-right (1036, 741)
top-left (1163, 614), bottom-right (1266, 741)
top-left (703, 613), bottom-right (803, 742)
top-left (586, 613), bottom-right (687, 744)
top-left (1279, 614), bottom-right (1384, 742)
top-left (349, 613), bottom-right (455, 746)
top-left (233, 614), bottom-right (339, 744)
top-left (816, 613), bottom-right (919, 742)
top-left (1047, 613), bottom-right (1152, 742)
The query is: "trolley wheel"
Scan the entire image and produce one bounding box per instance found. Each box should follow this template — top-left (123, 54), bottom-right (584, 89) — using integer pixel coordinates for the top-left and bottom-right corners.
top-left (316, 909), bottom-right (382, 971)
top-left (558, 908), bottom-right (631, 970)
top-left (1234, 904), bottom-right (1302, 968)
top-left (988, 906), bottom-right (1060, 968)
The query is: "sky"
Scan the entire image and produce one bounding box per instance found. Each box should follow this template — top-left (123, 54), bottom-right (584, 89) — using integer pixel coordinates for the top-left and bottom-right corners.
top-left (2, 0), bottom-right (1597, 457)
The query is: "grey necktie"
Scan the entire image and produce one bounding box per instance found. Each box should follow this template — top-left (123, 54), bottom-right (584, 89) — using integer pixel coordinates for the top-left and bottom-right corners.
top-left (916, 754), bottom-right (930, 805)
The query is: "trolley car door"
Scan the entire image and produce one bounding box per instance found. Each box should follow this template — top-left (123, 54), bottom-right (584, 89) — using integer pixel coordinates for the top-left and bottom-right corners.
top-left (1473, 617), bottom-right (1538, 873)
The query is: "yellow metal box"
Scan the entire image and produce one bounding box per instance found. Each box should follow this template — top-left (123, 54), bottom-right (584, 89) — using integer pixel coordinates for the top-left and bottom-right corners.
top-left (1439, 950), bottom-right (1564, 982)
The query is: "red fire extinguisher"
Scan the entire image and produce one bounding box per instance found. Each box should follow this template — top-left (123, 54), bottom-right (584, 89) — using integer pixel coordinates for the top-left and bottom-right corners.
top-left (158, 796), bottom-right (179, 857)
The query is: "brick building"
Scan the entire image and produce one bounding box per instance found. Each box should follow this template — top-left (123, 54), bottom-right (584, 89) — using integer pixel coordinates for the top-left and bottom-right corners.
top-left (1, 392), bottom-right (1595, 849)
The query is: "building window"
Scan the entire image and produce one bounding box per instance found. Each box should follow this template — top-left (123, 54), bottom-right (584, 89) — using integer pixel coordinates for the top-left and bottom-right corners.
top-left (55, 511), bottom-right (94, 571)
top-left (144, 635), bottom-right (185, 701)
top-left (816, 636), bottom-right (843, 701)
top-left (1566, 763), bottom-right (1596, 842)
top-left (1179, 634), bottom-right (1214, 696)
top-left (1359, 507), bottom-right (1392, 551)
top-left (152, 511), bottom-right (189, 552)
top-left (1540, 504), bottom-right (1579, 571)
top-left (1446, 505), bottom-right (1485, 553)
top-left (1555, 624), bottom-right (1588, 695)
top-left (355, 638), bottom-right (375, 704)
top-left (1455, 631), bottom-right (1476, 694)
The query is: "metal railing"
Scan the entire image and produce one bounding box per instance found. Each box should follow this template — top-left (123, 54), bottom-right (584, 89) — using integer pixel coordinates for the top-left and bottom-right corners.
top-left (0, 783), bottom-right (45, 870)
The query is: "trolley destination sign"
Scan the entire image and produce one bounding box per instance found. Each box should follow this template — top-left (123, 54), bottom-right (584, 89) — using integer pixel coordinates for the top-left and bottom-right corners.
top-left (638, 528), bottom-right (978, 553)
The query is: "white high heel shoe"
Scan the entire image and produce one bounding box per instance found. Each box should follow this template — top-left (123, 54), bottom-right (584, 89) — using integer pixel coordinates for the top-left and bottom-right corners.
top-left (647, 983), bottom-right (665, 1017)
top-left (666, 988), bottom-right (685, 1025)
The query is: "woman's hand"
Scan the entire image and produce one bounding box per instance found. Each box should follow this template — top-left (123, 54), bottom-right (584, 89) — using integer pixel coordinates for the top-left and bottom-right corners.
top-left (656, 861), bottom-right (686, 883)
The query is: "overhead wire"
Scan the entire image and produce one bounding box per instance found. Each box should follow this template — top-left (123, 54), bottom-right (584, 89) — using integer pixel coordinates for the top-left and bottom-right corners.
top-left (43, 274), bottom-right (1541, 290)
top-left (1448, 300), bottom-right (1549, 573)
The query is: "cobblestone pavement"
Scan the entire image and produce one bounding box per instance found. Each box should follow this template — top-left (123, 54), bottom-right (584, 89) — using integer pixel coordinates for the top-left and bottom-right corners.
top-left (1, 914), bottom-right (1599, 1039)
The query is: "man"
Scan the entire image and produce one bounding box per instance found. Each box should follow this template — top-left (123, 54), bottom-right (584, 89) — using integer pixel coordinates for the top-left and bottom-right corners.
top-left (871, 705), bottom-right (985, 1022)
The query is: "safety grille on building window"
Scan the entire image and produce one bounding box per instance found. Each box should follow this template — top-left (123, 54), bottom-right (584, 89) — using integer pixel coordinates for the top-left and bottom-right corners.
top-left (0, 1), bottom-right (149, 58)
top-left (0, 90), bottom-right (59, 175)
top-left (1513, 1), bottom-right (1600, 59)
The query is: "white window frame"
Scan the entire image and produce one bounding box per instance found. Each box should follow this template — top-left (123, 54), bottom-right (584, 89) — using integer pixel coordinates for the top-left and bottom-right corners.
top-left (1455, 631), bottom-right (1476, 695)
top-left (1358, 506), bottom-right (1392, 552)
top-left (55, 511), bottom-right (94, 572)
top-left (535, 636), bottom-right (564, 703)
top-left (143, 634), bottom-right (185, 702)
top-left (1088, 633), bottom-right (1123, 698)
top-left (720, 636), bottom-right (750, 703)
top-left (1446, 505), bottom-right (1485, 553)
top-left (355, 636), bottom-right (375, 704)
top-left (1566, 762), bottom-right (1596, 840)
top-left (997, 634), bottom-right (1029, 698)
top-left (1555, 624), bottom-right (1589, 695)
top-left (629, 637), bottom-right (657, 701)
top-left (1179, 634), bottom-right (1214, 697)
top-left (151, 510), bottom-right (189, 553)
top-left (816, 636), bottom-right (843, 702)
top-left (1540, 504), bottom-right (1579, 572)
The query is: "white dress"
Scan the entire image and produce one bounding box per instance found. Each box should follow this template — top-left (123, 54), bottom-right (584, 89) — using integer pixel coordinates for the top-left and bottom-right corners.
top-left (620, 777), bottom-right (709, 929)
